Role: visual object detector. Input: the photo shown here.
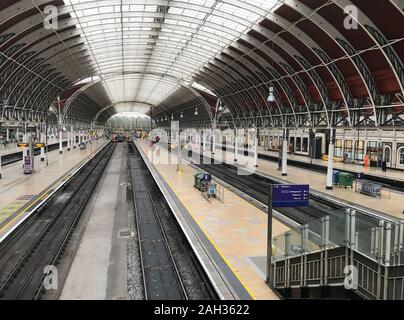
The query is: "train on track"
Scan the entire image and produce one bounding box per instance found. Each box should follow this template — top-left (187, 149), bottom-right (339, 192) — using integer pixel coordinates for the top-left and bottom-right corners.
top-left (111, 133), bottom-right (127, 143)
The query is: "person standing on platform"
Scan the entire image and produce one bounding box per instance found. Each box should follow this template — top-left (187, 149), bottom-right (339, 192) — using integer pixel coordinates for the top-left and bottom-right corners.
top-left (364, 154), bottom-right (369, 167)
top-left (382, 160), bottom-right (387, 172)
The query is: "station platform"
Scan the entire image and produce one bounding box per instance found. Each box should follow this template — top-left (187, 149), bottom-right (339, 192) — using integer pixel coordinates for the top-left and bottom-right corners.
top-left (136, 139), bottom-right (290, 300)
top-left (61, 143), bottom-right (130, 300)
top-left (0, 138), bottom-right (61, 156)
top-left (199, 144), bottom-right (404, 220)
top-left (256, 148), bottom-right (404, 182)
top-left (0, 139), bottom-right (109, 241)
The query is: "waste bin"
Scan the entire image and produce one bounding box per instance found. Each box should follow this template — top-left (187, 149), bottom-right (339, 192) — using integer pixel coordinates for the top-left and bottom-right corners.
top-left (338, 172), bottom-right (354, 188)
top-left (194, 172), bottom-right (211, 190)
top-left (332, 170), bottom-right (340, 185)
top-left (194, 173), bottom-right (204, 189)
top-left (188, 150), bottom-right (192, 157)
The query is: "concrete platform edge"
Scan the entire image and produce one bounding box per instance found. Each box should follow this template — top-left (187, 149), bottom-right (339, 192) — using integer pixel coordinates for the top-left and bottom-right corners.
top-left (134, 141), bottom-right (252, 300)
top-left (0, 141), bottom-right (110, 244)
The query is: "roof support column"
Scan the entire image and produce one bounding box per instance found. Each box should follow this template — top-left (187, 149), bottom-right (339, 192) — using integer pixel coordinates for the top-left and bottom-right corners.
top-left (202, 130), bottom-right (207, 152)
top-left (326, 128), bottom-right (335, 190)
top-left (72, 126), bottom-right (76, 149)
top-left (212, 119), bottom-right (216, 156)
top-left (282, 129), bottom-right (288, 177)
top-left (0, 146), bottom-right (2, 179)
top-left (234, 128), bottom-right (238, 163)
top-left (59, 129), bottom-right (63, 154)
top-left (254, 127), bottom-right (258, 168)
top-left (67, 130), bottom-right (71, 151)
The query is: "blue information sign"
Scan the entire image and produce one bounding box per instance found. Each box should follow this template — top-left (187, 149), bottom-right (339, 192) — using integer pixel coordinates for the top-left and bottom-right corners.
top-left (272, 184), bottom-right (309, 208)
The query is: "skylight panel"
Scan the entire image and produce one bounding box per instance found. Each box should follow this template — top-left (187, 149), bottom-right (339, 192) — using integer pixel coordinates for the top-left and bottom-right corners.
top-left (64, 0), bottom-right (282, 109)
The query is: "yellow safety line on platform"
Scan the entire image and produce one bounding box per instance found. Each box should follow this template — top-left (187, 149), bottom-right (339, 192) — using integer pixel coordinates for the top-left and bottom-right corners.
top-left (0, 145), bottom-right (103, 235)
top-left (162, 172), bottom-right (257, 300)
top-left (0, 182), bottom-right (61, 235)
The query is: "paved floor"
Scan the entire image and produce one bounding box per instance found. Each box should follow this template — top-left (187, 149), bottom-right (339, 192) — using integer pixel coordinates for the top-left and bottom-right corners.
top-left (137, 140), bottom-right (289, 300)
top-left (0, 139), bottom-right (108, 239)
top-left (61, 143), bottom-right (129, 300)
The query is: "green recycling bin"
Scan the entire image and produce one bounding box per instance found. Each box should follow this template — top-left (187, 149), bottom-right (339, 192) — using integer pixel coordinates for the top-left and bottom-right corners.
top-left (194, 173), bottom-right (203, 189)
top-left (338, 172), bottom-right (354, 188)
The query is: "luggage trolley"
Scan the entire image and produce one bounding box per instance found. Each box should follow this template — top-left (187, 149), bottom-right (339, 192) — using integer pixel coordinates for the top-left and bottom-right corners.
top-left (193, 172), bottom-right (224, 202)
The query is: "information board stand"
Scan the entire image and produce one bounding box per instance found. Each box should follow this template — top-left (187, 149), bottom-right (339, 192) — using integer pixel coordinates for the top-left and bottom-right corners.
top-left (24, 156), bottom-right (32, 174)
top-left (266, 184), bottom-right (310, 287)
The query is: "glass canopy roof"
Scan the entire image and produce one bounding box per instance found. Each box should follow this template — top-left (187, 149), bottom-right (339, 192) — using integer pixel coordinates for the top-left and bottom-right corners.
top-left (65, 0), bottom-right (282, 112)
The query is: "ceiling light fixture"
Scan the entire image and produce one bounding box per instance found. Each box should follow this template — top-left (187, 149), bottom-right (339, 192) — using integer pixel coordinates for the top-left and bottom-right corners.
top-left (267, 86), bottom-right (275, 102)
top-left (194, 107), bottom-right (198, 116)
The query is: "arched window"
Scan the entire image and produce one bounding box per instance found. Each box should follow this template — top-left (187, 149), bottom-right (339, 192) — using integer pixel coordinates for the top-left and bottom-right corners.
top-left (399, 148), bottom-right (404, 165)
top-left (384, 146), bottom-right (391, 163)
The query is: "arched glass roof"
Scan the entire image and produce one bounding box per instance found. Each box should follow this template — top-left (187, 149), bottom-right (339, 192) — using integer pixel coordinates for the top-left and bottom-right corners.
top-left (0, 1), bottom-right (402, 127)
top-left (65, 0), bottom-right (282, 110)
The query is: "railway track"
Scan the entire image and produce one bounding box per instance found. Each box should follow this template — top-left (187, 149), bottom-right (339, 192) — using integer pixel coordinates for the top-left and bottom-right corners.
top-left (164, 146), bottom-right (383, 252)
top-left (0, 143), bottom-right (115, 300)
top-left (171, 147), bottom-right (340, 225)
top-left (220, 145), bottom-right (404, 193)
top-left (199, 161), bottom-right (333, 225)
top-left (129, 142), bottom-right (216, 300)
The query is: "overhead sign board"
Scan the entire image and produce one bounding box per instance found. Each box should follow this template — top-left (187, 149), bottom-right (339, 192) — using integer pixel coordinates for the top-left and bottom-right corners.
top-left (272, 184), bottom-right (309, 208)
top-left (17, 143), bottom-right (28, 148)
top-left (35, 143), bottom-right (44, 148)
